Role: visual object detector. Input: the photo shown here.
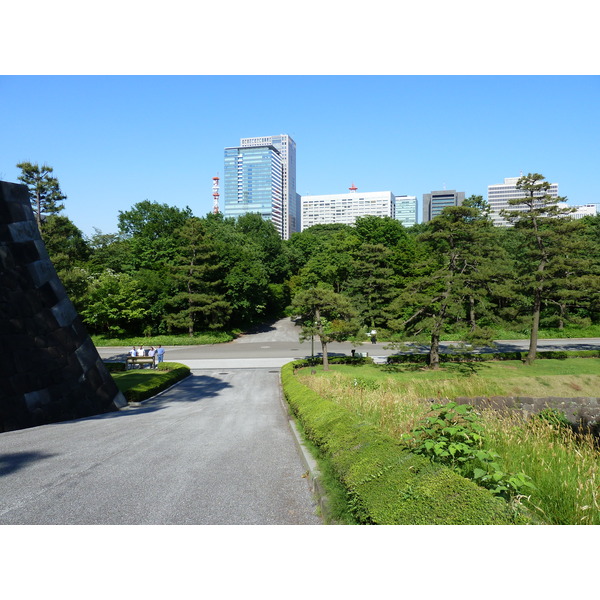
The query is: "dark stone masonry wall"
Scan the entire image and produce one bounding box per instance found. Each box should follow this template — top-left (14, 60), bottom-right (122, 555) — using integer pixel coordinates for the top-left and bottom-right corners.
top-left (0, 181), bottom-right (126, 432)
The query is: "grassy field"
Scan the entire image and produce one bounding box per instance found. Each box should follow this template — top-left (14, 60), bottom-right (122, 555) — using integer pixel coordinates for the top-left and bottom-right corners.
top-left (297, 358), bottom-right (600, 524)
top-left (92, 331), bottom-right (236, 347)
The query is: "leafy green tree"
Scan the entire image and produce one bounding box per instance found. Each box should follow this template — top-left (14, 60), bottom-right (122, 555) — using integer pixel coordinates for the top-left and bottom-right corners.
top-left (118, 200), bottom-right (193, 269)
top-left (500, 173), bottom-right (578, 364)
top-left (165, 217), bottom-right (231, 335)
top-left (79, 270), bottom-right (150, 336)
top-left (17, 161), bottom-right (66, 226)
top-left (40, 214), bottom-right (90, 271)
top-left (291, 286), bottom-right (359, 370)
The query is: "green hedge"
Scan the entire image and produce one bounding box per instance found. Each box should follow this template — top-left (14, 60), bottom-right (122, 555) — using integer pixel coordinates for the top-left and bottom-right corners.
top-left (282, 362), bottom-right (526, 524)
top-left (387, 349), bottom-right (600, 364)
top-left (123, 364), bottom-right (191, 403)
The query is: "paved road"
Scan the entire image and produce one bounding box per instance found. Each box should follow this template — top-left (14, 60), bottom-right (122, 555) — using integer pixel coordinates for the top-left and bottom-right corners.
top-left (97, 317), bottom-right (600, 370)
top-left (0, 368), bottom-right (321, 525)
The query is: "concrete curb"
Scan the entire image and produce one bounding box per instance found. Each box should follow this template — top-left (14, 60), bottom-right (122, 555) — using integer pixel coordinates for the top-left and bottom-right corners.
top-left (277, 377), bottom-right (330, 523)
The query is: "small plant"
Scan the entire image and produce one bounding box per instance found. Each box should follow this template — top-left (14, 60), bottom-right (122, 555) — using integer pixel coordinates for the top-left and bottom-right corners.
top-left (403, 401), bottom-right (534, 501)
top-left (530, 408), bottom-right (572, 430)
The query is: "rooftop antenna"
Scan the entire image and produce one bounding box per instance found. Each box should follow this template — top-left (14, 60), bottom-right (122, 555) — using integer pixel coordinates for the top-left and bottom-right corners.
top-left (212, 174), bottom-right (220, 214)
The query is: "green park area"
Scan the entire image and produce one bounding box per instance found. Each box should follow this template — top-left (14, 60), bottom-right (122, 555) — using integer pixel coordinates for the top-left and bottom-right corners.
top-left (285, 356), bottom-right (600, 525)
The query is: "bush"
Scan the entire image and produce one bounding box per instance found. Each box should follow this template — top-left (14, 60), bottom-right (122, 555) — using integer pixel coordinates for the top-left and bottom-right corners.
top-left (122, 364), bottom-right (191, 403)
top-left (281, 362), bottom-right (526, 524)
top-left (103, 362), bottom-right (126, 372)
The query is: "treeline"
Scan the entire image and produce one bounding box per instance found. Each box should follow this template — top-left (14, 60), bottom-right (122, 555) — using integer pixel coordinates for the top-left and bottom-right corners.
top-left (17, 163), bottom-right (600, 352)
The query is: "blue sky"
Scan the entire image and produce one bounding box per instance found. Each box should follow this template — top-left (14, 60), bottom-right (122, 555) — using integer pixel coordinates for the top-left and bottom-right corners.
top-left (1, 75), bottom-right (598, 237)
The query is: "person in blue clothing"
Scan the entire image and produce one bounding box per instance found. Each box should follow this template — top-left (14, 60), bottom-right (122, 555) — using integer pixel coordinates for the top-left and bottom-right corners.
top-left (156, 345), bottom-right (165, 366)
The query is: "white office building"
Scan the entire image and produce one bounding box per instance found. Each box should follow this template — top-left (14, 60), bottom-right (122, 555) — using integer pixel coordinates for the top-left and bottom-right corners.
top-left (301, 190), bottom-right (395, 231)
top-left (240, 135), bottom-right (299, 239)
top-left (564, 203), bottom-right (597, 219)
top-left (487, 176), bottom-right (559, 226)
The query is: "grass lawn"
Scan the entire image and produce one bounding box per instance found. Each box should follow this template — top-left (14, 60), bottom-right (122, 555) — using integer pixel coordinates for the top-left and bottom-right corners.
top-left (92, 331), bottom-right (236, 347)
top-left (300, 358), bottom-right (600, 398)
top-left (111, 370), bottom-right (172, 394)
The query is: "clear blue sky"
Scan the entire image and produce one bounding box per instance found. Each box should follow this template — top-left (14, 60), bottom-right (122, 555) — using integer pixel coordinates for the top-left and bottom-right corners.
top-left (1, 75), bottom-right (598, 237)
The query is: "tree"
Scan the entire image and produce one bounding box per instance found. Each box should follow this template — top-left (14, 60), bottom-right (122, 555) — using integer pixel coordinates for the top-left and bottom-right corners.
top-left (500, 173), bottom-right (577, 365)
top-left (17, 162), bottom-right (66, 226)
top-left (117, 200), bottom-right (193, 269)
top-left (79, 270), bottom-right (150, 336)
top-left (291, 286), bottom-right (359, 371)
top-left (165, 217), bottom-right (231, 335)
top-left (389, 204), bottom-right (502, 369)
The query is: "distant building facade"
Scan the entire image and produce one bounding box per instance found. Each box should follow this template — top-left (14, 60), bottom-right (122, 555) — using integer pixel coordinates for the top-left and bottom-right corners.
top-left (422, 190), bottom-right (465, 222)
top-left (561, 203), bottom-right (597, 219)
top-left (395, 195), bottom-right (418, 227)
top-left (239, 134), bottom-right (299, 239)
top-left (223, 144), bottom-right (284, 235)
top-left (487, 176), bottom-right (559, 226)
top-left (301, 190), bottom-right (395, 231)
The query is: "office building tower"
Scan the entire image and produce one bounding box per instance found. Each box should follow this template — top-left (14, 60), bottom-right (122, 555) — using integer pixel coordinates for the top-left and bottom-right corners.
top-left (240, 134), bottom-right (298, 239)
top-left (301, 190), bottom-right (396, 231)
top-left (223, 144), bottom-right (284, 235)
top-left (395, 195), bottom-right (418, 227)
top-left (422, 190), bottom-right (465, 222)
top-left (487, 176), bottom-right (559, 226)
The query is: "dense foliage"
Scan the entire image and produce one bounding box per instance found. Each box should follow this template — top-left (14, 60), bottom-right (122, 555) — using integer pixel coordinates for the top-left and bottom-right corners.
top-left (22, 163), bottom-right (600, 352)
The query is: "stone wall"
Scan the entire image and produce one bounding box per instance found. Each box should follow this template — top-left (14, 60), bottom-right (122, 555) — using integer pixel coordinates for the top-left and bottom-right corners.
top-left (452, 395), bottom-right (600, 435)
top-left (0, 181), bottom-right (127, 432)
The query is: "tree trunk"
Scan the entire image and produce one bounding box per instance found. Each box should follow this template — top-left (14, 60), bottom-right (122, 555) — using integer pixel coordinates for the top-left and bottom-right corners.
top-left (525, 287), bottom-right (542, 365)
top-left (321, 338), bottom-right (329, 371)
top-left (429, 330), bottom-right (441, 370)
top-left (468, 295), bottom-right (476, 332)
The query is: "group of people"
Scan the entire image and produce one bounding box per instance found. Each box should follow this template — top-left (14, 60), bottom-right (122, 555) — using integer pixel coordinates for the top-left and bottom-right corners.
top-left (129, 345), bottom-right (165, 368)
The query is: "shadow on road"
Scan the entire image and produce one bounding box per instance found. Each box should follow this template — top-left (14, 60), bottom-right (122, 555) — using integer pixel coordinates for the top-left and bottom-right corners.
top-left (0, 451), bottom-right (57, 476)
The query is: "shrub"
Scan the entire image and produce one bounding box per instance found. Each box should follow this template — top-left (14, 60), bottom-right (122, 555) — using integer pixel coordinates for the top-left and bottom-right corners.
top-left (122, 364), bottom-right (190, 403)
top-left (103, 362), bottom-right (126, 372)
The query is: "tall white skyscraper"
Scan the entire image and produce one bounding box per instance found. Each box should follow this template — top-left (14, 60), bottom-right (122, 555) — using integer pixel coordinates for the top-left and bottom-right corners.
top-left (239, 134), bottom-right (299, 239)
top-left (487, 176), bottom-right (559, 226)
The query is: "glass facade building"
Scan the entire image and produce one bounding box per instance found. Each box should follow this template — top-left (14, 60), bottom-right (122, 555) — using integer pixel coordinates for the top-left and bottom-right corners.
top-left (223, 145), bottom-right (283, 235)
top-left (422, 190), bottom-right (465, 222)
top-left (239, 134), bottom-right (298, 239)
top-left (395, 195), bottom-right (418, 227)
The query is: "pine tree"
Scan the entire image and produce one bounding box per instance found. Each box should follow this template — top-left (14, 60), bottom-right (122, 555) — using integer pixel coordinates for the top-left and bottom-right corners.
top-left (16, 162), bottom-right (66, 226)
top-left (165, 218), bottom-right (231, 335)
top-left (500, 173), bottom-right (578, 365)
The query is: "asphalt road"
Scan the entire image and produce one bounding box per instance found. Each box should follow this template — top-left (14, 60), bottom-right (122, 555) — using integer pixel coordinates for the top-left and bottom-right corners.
top-left (0, 367), bottom-right (322, 525)
top-left (97, 317), bottom-right (600, 370)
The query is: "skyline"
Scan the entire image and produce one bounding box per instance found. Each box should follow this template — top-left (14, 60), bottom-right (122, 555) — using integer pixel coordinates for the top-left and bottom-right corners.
top-left (1, 75), bottom-right (599, 238)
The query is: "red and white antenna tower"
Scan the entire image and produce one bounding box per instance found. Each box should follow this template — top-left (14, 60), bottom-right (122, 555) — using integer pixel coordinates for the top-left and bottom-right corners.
top-left (212, 175), bottom-right (220, 214)
top-left (349, 182), bottom-right (358, 192)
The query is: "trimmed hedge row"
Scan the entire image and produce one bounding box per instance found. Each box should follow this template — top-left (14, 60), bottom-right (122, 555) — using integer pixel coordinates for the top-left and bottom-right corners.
top-left (121, 363), bottom-right (191, 403)
top-left (387, 349), bottom-right (600, 364)
top-left (282, 362), bottom-right (525, 524)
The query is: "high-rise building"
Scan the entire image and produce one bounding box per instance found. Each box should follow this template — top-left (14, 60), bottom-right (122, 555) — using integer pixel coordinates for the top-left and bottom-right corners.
top-left (223, 144), bottom-right (284, 235)
top-left (422, 190), bottom-right (465, 222)
top-left (395, 195), bottom-right (418, 227)
top-left (239, 134), bottom-right (298, 239)
top-left (487, 176), bottom-right (559, 226)
top-left (301, 190), bottom-right (396, 231)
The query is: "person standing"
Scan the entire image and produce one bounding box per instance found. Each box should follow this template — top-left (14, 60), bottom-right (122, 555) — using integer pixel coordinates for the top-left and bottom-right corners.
top-left (148, 346), bottom-right (156, 369)
top-left (156, 345), bottom-right (165, 365)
